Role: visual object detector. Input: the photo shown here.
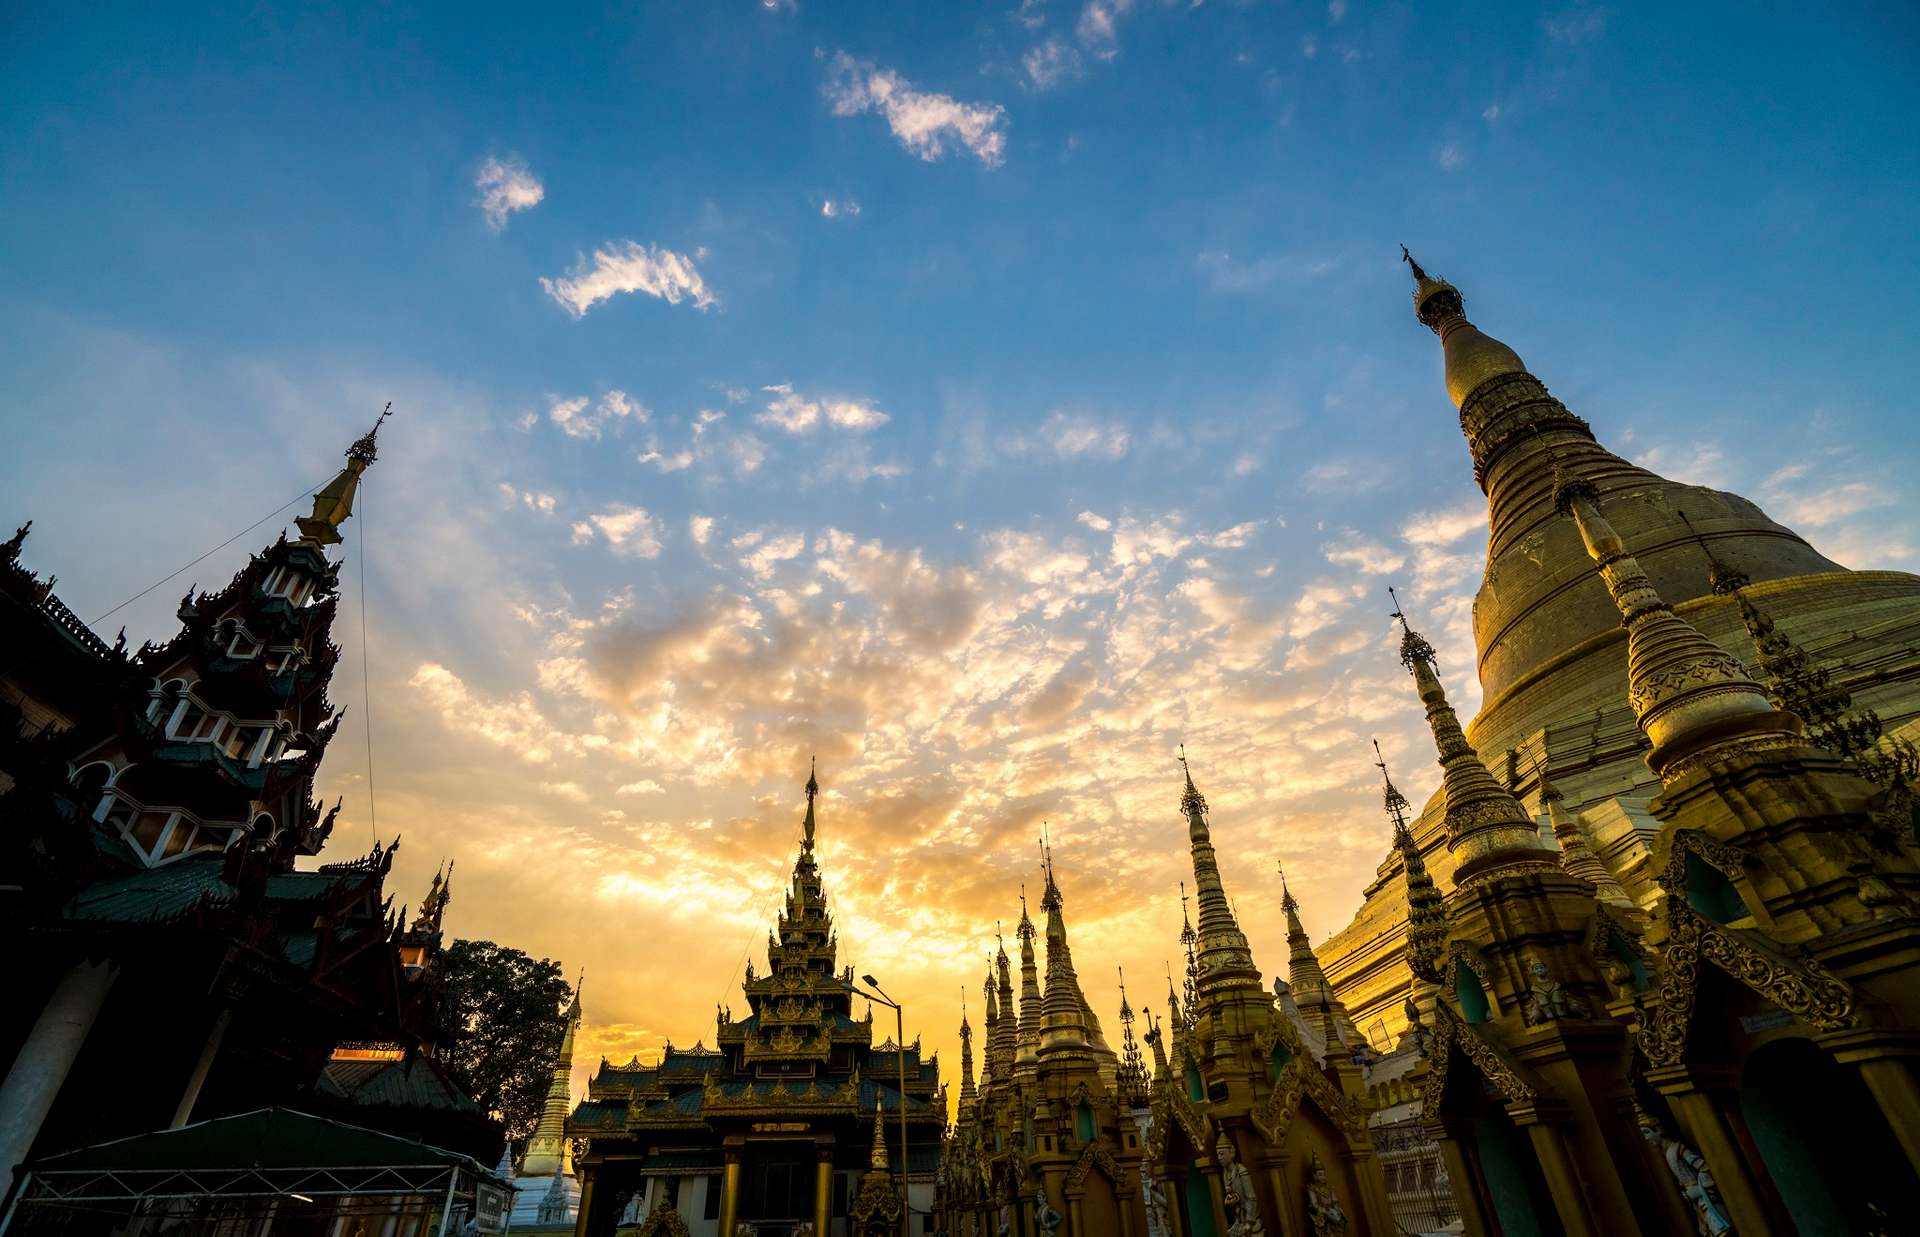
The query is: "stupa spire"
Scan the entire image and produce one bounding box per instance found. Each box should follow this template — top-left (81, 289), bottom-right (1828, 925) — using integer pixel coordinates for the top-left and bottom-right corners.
top-left (957, 992), bottom-right (978, 1111)
top-left (1177, 881), bottom-right (1199, 1017)
top-left (1115, 967), bottom-right (1149, 1108)
top-left (1537, 765), bottom-right (1632, 906)
top-left (1551, 459), bottom-right (1795, 780)
top-left (1176, 749), bottom-right (1262, 994)
top-left (295, 403), bottom-right (391, 547)
top-left (979, 963), bottom-right (999, 1091)
top-left (1375, 739), bottom-right (1445, 983)
top-left (993, 927), bottom-right (1017, 1078)
top-left (518, 971), bottom-right (584, 1178)
top-left (1037, 840), bottom-right (1096, 1057)
top-left (1015, 882), bottom-right (1043, 1067)
top-left (802, 756), bottom-right (819, 852)
top-left (1390, 589), bottom-right (1555, 884)
top-left (1277, 860), bottom-right (1356, 1050)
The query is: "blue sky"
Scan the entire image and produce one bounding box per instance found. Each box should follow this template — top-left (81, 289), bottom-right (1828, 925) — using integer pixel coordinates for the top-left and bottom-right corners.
top-left (6, 1), bottom-right (1919, 1078)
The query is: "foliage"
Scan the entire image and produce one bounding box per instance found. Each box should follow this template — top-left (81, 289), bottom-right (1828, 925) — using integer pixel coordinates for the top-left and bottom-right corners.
top-left (440, 938), bottom-right (573, 1143)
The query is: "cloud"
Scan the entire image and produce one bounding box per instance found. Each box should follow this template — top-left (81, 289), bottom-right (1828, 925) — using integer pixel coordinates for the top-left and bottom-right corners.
top-left (474, 156), bottom-right (545, 232)
top-left (821, 198), bottom-right (862, 219)
top-left (1767, 480), bottom-right (1891, 527)
top-left (547, 389), bottom-right (646, 440)
top-left (1542, 5), bottom-right (1611, 45)
top-left (735, 529), bottom-right (808, 580)
top-left (1076, 1), bottom-right (1131, 57)
top-left (1322, 531), bottom-right (1406, 575)
top-left (1633, 441), bottom-right (1729, 488)
top-left (1436, 144), bottom-right (1464, 171)
top-left (1327, 0), bottom-right (1348, 22)
top-left (823, 53), bottom-right (1008, 167)
top-left (1196, 250), bottom-right (1339, 293)
top-left (756, 383), bottom-right (891, 434)
top-left (1401, 502), bottom-right (1484, 548)
top-left (1037, 411), bottom-right (1129, 460)
top-left (616, 779), bottom-right (665, 796)
top-left (690, 516), bottom-right (715, 546)
top-left (1232, 453), bottom-right (1261, 477)
top-left (541, 242), bottom-right (716, 318)
top-left (1022, 39), bottom-right (1082, 90)
top-left (571, 505), bottom-right (664, 558)
top-left (497, 483), bottom-right (558, 514)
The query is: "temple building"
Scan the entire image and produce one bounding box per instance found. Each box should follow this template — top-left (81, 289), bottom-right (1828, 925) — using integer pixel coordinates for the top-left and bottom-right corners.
top-left (568, 767), bottom-right (944, 1237)
top-left (1317, 254), bottom-right (1920, 1053)
top-left (0, 414), bottom-right (495, 1196)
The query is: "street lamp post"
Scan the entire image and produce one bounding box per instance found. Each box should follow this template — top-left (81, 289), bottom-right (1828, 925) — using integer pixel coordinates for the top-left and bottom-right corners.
top-left (859, 975), bottom-right (912, 1237)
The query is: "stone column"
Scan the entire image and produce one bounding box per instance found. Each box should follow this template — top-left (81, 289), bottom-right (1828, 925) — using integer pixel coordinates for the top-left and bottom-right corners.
top-left (1156, 1174), bottom-right (1186, 1237)
top-left (170, 1006), bottom-right (233, 1128)
top-left (814, 1142), bottom-right (834, 1237)
top-left (718, 1145), bottom-right (743, 1237)
top-left (1821, 1028), bottom-right (1920, 1181)
top-left (0, 959), bottom-right (116, 1199)
top-left (1522, 1124), bottom-right (1597, 1237)
top-left (1432, 1133), bottom-right (1492, 1237)
top-left (1343, 1144), bottom-right (1395, 1237)
top-left (1653, 1074), bottom-right (1774, 1237)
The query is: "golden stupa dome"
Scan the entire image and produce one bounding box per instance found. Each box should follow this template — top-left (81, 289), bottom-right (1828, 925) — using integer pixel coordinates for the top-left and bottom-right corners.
top-left (1440, 321), bottom-right (1528, 408)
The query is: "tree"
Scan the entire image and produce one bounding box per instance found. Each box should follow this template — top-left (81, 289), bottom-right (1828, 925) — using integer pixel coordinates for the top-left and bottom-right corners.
top-left (440, 939), bottom-right (573, 1144)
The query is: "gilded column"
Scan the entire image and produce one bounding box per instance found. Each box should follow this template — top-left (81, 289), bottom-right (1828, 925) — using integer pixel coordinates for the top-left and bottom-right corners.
top-left (718, 1144), bottom-right (743, 1237)
top-left (1433, 1134), bottom-right (1492, 1237)
top-left (169, 1005), bottom-right (233, 1128)
top-left (572, 1168), bottom-right (596, 1237)
top-left (814, 1143), bottom-right (834, 1237)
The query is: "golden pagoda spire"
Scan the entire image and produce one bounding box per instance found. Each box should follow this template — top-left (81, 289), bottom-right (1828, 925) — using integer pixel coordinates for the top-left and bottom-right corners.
top-left (979, 962), bottom-right (999, 1092)
top-left (295, 403), bottom-right (391, 547)
top-left (1375, 739), bottom-right (1445, 983)
top-left (1390, 589), bottom-right (1556, 884)
top-left (1402, 248), bottom-right (1531, 412)
top-left (519, 970), bottom-right (583, 1178)
top-left (1015, 883), bottom-right (1043, 1068)
top-left (1176, 749), bottom-right (1263, 994)
top-left (957, 991), bottom-right (978, 1112)
top-left (1177, 881), bottom-right (1199, 1019)
top-left (869, 1098), bottom-right (891, 1171)
top-left (993, 927), bottom-right (1018, 1079)
top-left (1037, 837), bottom-right (1097, 1058)
top-left (802, 756), bottom-right (819, 852)
top-left (1537, 764), bottom-right (1632, 906)
top-left (1115, 967), bottom-right (1149, 1108)
top-left (1551, 460), bottom-right (1796, 780)
top-left (1277, 859), bottom-right (1356, 1049)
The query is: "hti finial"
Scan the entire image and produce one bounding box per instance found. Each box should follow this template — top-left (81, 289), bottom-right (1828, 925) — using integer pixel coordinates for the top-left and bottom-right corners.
top-left (347, 401), bottom-right (393, 464)
top-left (1389, 586), bottom-right (1437, 672)
top-left (1401, 244), bottom-right (1428, 282)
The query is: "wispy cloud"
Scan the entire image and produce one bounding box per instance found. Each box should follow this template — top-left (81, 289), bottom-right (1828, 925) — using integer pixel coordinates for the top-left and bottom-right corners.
top-left (1023, 39), bottom-right (1082, 90)
top-left (1076, 0), bottom-right (1132, 58)
top-left (1542, 5), bottom-right (1611, 45)
top-left (1322, 531), bottom-right (1406, 575)
top-left (474, 155), bottom-right (544, 232)
top-left (823, 53), bottom-right (1008, 167)
top-left (546, 390), bottom-right (646, 440)
top-left (571, 504), bottom-right (664, 558)
top-left (1032, 410), bottom-right (1130, 460)
top-left (1196, 250), bottom-right (1338, 293)
top-left (756, 383), bottom-right (891, 434)
top-left (541, 242), bottom-right (716, 318)
top-left (820, 197), bottom-right (862, 219)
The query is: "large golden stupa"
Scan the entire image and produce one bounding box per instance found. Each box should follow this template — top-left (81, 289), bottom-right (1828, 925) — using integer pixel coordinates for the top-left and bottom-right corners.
top-left (1319, 255), bottom-right (1920, 1044)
